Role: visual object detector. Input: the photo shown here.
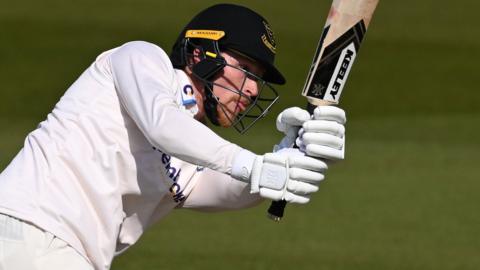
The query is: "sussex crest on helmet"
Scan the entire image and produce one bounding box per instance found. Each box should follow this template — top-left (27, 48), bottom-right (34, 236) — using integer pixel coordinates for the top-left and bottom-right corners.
top-left (261, 21), bottom-right (276, 54)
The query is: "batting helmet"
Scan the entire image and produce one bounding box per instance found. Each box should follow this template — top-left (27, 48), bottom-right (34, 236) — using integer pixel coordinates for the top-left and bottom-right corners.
top-left (170, 4), bottom-right (284, 133)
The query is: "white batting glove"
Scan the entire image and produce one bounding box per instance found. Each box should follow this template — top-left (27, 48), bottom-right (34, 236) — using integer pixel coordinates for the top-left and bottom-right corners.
top-left (273, 107), bottom-right (310, 151)
top-left (274, 106), bottom-right (346, 161)
top-left (297, 106), bottom-right (346, 160)
top-left (231, 148), bottom-right (327, 204)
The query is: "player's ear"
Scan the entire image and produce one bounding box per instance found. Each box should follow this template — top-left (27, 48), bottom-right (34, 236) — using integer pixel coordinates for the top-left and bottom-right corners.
top-left (184, 48), bottom-right (202, 75)
top-left (192, 48), bottom-right (203, 64)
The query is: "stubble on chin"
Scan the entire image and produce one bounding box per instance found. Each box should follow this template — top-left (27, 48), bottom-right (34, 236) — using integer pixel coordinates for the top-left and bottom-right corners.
top-left (216, 105), bottom-right (236, 127)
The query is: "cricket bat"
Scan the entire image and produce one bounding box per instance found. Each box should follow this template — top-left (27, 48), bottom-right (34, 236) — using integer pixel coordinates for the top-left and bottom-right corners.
top-left (267, 0), bottom-right (380, 221)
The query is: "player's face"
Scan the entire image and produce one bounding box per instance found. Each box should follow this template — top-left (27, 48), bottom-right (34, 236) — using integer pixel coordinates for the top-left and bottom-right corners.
top-left (212, 51), bottom-right (265, 127)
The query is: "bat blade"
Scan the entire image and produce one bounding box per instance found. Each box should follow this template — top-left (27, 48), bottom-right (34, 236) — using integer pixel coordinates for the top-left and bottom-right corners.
top-left (303, 21), bottom-right (366, 104)
top-left (303, 0), bottom-right (379, 105)
top-left (267, 0), bottom-right (379, 221)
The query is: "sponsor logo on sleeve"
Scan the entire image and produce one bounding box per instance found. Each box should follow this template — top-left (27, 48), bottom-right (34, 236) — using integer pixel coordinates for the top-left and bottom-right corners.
top-left (153, 147), bottom-right (185, 203)
top-left (181, 85), bottom-right (196, 106)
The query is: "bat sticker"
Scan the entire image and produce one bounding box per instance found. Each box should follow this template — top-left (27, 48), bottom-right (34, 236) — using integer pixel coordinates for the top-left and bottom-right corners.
top-left (304, 20), bottom-right (366, 103)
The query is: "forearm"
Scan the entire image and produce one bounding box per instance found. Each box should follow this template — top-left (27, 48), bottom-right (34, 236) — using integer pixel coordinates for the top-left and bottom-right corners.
top-left (147, 104), bottom-right (242, 173)
top-left (180, 169), bottom-right (263, 212)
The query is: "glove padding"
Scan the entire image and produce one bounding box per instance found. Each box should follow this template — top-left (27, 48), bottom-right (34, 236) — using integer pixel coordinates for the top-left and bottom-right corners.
top-left (250, 148), bottom-right (327, 204)
top-left (275, 106), bottom-right (346, 160)
top-left (274, 107), bottom-right (310, 151)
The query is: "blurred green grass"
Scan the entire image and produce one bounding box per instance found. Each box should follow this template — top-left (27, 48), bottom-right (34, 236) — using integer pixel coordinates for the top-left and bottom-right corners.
top-left (1, 0), bottom-right (479, 269)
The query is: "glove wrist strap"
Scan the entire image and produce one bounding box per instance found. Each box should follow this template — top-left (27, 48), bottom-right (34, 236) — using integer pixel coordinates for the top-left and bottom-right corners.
top-left (231, 149), bottom-right (257, 183)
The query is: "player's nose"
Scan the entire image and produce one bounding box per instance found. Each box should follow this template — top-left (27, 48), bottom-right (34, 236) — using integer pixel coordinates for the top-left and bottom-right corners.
top-left (243, 77), bottom-right (259, 98)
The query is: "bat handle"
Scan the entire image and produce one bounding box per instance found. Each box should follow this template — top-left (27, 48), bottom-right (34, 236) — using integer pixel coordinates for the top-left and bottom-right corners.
top-left (266, 103), bottom-right (317, 222)
top-left (267, 200), bottom-right (287, 221)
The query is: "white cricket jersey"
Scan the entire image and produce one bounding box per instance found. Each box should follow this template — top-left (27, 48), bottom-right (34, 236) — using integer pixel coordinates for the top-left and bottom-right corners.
top-left (0, 41), bottom-right (243, 269)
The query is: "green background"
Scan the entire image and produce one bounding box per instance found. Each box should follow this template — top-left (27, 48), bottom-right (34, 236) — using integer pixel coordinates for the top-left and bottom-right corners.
top-left (1, 0), bottom-right (479, 269)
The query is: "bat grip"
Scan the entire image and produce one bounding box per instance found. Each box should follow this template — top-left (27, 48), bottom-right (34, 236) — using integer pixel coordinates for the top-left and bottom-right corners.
top-left (267, 200), bottom-right (287, 221)
top-left (267, 103), bottom-right (317, 221)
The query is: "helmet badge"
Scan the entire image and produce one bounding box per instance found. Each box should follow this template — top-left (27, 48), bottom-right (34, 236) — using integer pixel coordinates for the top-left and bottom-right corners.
top-left (261, 21), bottom-right (276, 54)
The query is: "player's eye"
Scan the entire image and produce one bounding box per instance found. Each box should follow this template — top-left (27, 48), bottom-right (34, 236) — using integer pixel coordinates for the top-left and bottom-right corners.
top-left (240, 65), bottom-right (261, 81)
top-left (239, 65), bottom-right (249, 72)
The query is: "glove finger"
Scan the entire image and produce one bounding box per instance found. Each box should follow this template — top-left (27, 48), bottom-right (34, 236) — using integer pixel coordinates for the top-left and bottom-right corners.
top-left (289, 168), bottom-right (325, 183)
top-left (303, 120), bottom-right (345, 137)
top-left (287, 180), bottom-right (319, 195)
top-left (259, 188), bottom-right (284, 201)
top-left (276, 107), bottom-right (310, 132)
top-left (259, 185), bottom-right (313, 203)
top-left (295, 137), bottom-right (306, 152)
top-left (283, 192), bottom-right (310, 204)
top-left (289, 156), bottom-right (328, 172)
top-left (298, 127), bottom-right (305, 137)
top-left (302, 133), bottom-right (344, 149)
top-left (306, 144), bottom-right (344, 160)
top-left (313, 106), bottom-right (346, 124)
top-left (281, 107), bottom-right (311, 126)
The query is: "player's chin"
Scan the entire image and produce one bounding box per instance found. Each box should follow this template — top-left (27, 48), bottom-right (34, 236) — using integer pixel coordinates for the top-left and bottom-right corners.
top-left (217, 110), bottom-right (238, 128)
top-left (216, 116), bottom-right (233, 128)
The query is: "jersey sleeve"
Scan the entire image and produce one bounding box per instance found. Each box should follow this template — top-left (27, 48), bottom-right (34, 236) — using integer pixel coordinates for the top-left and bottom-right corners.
top-left (180, 169), bottom-right (263, 211)
top-left (109, 41), bottom-right (242, 174)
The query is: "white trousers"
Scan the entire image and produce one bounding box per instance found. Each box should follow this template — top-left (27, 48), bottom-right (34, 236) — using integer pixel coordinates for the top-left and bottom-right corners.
top-left (0, 213), bottom-right (93, 270)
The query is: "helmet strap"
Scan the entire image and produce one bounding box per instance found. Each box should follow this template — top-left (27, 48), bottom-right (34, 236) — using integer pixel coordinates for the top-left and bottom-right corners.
top-left (203, 84), bottom-right (220, 126)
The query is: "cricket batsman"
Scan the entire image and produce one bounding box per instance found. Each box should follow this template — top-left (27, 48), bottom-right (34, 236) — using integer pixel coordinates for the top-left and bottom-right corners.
top-left (0, 4), bottom-right (346, 270)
